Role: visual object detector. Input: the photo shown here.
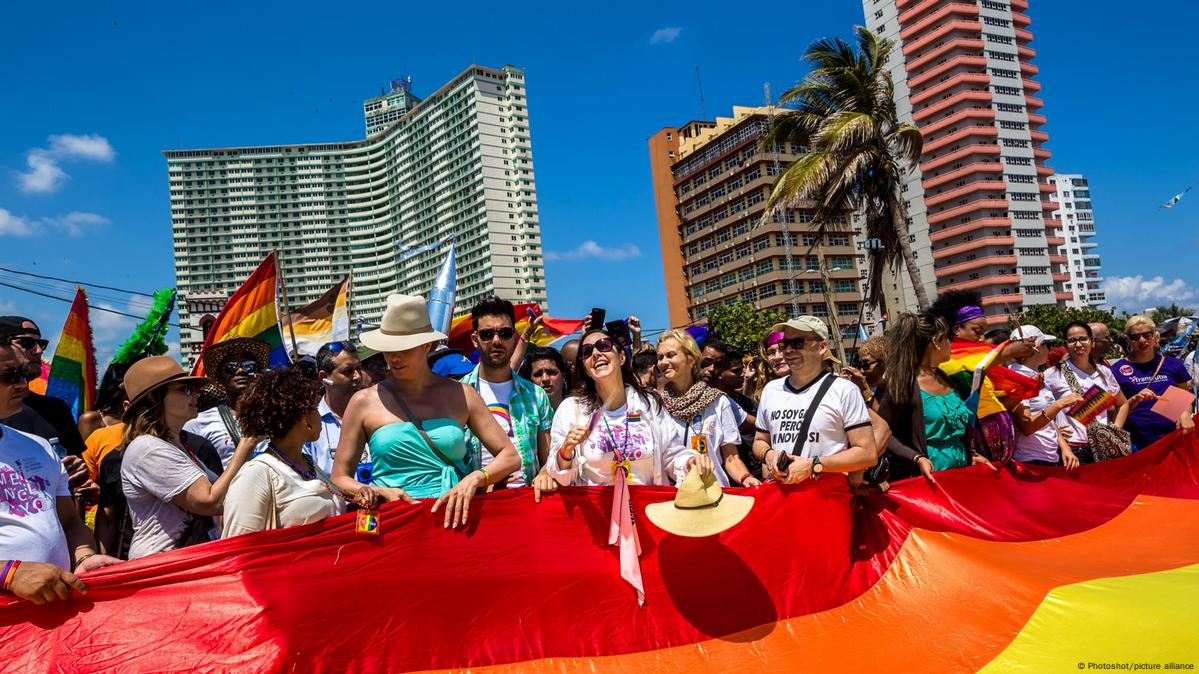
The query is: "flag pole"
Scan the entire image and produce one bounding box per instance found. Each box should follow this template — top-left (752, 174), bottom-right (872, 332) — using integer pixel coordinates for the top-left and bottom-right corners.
top-left (274, 250), bottom-right (300, 359)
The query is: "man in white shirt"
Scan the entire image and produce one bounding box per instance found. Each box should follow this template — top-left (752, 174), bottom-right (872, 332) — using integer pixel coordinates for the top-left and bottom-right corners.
top-left (752, 316), bottom-right (879, 483)
top-left (0, 339), bottom-right (118, 604)
top-left (460, 296), bottom-right (552, 488)
top-left (183, 337), bottom-right (271, 467)
top-left (304, 341), bottom-right (367, 475)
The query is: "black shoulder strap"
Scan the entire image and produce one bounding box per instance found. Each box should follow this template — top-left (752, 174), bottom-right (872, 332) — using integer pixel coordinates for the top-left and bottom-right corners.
top-left (792, 374), bottom-right (837, 456)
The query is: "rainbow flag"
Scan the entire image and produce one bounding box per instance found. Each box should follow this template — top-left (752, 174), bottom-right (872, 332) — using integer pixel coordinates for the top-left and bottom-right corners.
top-left (446, 303), bottom-right (584, 353)
top-left (192, 253), bottom-right (287, 376)
top-left (284, 276), bottom-right (350, 356)
top-left (939, 339), bottom-right (1040, 418)
top-left (44, 288), bottom-right (97, 419)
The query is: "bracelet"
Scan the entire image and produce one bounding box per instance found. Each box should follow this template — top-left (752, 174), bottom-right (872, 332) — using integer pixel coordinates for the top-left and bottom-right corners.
top-left (519, 333), bottom-right (530, 343)
top-left (74, 552), bottom-right (96, 571)
top-left (558, 445), bottom-right (575, 462)
top-left (2, 560), bottom-right (20, 591)
top-left (478, 468), bottom-right (490, 486)
top-left (738, 473), bottom-right (753, 484)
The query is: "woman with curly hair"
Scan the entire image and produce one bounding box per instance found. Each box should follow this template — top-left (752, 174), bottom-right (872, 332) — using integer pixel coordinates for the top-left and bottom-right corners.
top-left (222, 367), bottom-right (347, 536)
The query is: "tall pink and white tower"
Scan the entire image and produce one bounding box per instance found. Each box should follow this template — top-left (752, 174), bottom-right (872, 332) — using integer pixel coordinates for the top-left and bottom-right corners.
top-left (863, 0), bottom-right (1071, 321)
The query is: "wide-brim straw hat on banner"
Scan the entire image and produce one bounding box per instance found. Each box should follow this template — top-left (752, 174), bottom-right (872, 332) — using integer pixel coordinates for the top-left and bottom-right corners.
top-left (360, 293), bottom-right (448, 353)
top-left (645, 466), bottom-right (754, 537)
top-left (122, 356), bottom-right (207, 421)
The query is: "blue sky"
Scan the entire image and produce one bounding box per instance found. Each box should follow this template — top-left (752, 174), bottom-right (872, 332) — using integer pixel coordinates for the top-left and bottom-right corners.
top-left (1, 0), bottom-right (1197, 364)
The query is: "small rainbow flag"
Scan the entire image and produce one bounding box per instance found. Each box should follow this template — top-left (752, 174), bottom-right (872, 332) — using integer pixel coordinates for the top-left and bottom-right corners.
top-left (44, 288), bottom-right (97, 419)
top-left (284, 276), bottom-right (350, 356)
top-left (192, 253), bottom-right (287, 376)
top-left (627, 412), bottom-right (642, 424)
top-left (446, 303), bottom-right (584, 353)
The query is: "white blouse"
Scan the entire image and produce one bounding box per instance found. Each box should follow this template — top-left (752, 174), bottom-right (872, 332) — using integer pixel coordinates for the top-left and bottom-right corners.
top-left (547, 387), bottom-right (698, 486)
top-left (222, 452), bottom-right (346, 537)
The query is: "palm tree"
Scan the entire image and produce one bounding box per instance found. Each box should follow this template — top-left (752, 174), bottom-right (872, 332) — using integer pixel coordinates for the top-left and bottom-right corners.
top-left (762, 26), bottom-right (928, 309)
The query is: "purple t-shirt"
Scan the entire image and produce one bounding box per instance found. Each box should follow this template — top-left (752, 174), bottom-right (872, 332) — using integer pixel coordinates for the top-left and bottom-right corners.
top-left (1112, 355), bottom-right (1192, 449)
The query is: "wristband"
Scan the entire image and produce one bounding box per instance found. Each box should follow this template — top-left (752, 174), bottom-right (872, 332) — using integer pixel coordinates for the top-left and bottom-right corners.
top-left (738, 473), bottom-right (753, 485)
top-left (73, 552), bottom-right (96, 571)
top-left (519, 333), bottom-right (529, 343)
top-left (2, 560), bottom-right (20, 591)
top-left (558, 445), bottom-right (575, 462)
top-left (478, 468), bottom-right (490, 486)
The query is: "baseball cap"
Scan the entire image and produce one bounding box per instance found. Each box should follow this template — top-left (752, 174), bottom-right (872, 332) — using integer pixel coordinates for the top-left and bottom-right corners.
top-left (1011, 325), bottom-right (1057, 345)
top-left (770, 316), bottom-right (830, 340)
top-left (0, 316), bottom-right (36, 340)
top-left (428, 348), bottom-right (475, 378)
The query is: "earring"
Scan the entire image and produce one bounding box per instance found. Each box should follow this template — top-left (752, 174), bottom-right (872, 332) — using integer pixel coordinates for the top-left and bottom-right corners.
top-left (305, 423), bottom-right (313, 430)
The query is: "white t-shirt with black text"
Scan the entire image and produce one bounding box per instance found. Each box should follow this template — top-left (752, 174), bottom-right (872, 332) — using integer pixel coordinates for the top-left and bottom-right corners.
top-left (755, 374), bottom-right (871, 458)
top-left (0, 424), bottom-right (71, 568)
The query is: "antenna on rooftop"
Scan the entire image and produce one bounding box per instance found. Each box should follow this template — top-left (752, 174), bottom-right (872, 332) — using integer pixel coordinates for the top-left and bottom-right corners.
top-left (695, 65), bottom-right (707, 120)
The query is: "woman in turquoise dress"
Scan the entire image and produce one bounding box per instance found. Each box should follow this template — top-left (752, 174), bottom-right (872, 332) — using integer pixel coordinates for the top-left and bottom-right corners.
top-left (331, 294), bottom-right (521, 529)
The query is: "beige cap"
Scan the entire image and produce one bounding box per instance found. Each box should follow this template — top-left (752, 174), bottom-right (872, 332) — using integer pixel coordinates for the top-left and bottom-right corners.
top-left (770, 316), bottom-right (830, 340)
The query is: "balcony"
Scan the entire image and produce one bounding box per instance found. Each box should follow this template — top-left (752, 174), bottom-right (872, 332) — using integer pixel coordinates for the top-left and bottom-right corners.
top-left (925, 180), bottom-right (1007, 208)
top-left (928, 198), bottom-right (1010, 225)
top-left (939, 274), bottom-right (1021, 292)
top-left (921, 143), bottom-right (1000, 173)
top-left (904, 21), bottom-right (984, 57)
top-left (934, 255), bottom-right (1017, 279)
top-left (923, 126), bottom-right (998, 154)
top-left (900, 3), bottom-right (978, 41)
top-left (919, 107), bottom-right (996, 137)
top-left (924, 161), bottom-right (1004, 190)
top-left (929, 217), bottom-right (1013, 242)
top-left (907, 55), bottom-right (988, 89)
top-left (932, 235), bottom-right (1014, 260)
top-left (906, 38), bottom-right (985, 73)
top-left (913, 92), bottom-right (993, 123)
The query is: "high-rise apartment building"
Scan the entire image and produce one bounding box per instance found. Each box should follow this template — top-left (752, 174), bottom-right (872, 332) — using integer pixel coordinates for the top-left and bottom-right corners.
top-left (649, 106), bottom-right (870, 340)
top-left (167, 64), bottom-right (546, 364)
top-left (1048, 173), bottom-right (1105, 308)
top-left (363, 77), bottom-right (422, 136)
top-left (863, 0), bottom-right (1072, 322)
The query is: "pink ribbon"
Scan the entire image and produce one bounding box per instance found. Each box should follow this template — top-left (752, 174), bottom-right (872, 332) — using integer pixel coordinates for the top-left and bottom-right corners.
top-left (608, 468), bottom-right (644, 605)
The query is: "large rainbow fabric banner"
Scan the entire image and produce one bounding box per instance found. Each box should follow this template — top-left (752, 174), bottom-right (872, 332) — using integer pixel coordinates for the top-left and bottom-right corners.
top-left (192, 253), bottom-right (287, 376)
top-left (43, 287), bottom-right (96, 419)
top-left (283, 276), bottom-right (350, 357)
top-left (940, 338), bottom-right (1041, 418)
top-left (3, 429), bottom-right (1198, 671)
top-left (446, 303), bottom-right (584, 352)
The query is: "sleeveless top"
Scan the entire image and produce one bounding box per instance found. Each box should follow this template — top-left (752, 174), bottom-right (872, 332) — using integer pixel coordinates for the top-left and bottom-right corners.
top-left (368, 419), bottom-right (469, 498)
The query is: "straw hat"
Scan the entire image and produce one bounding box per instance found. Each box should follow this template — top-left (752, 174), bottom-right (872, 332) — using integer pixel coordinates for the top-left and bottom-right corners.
top-left (201, 337), bottom-right (271, 376)
top-left (646, 466), bottom-right (754, 537)
top-left (122, 356), bottom-right (206, 420)
top-left (360, 294), bottom-right (447, 353)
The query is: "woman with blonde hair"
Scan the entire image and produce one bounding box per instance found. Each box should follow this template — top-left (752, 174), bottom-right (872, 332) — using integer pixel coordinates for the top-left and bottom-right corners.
top-left (1111, 315), bottom-right (1194, 450)
top-left (656, 330), bottom-right (760, 487)
top-left (754, 331), bottom-right (789, 400)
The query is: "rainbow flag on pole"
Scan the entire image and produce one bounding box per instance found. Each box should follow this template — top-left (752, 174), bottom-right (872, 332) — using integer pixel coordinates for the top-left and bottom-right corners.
top-left (192, 253), bottom-right (287, 376)
top-left (44, 287), bottom-right (97, 419)
top-left (283, 276), bottom-right (350, 356)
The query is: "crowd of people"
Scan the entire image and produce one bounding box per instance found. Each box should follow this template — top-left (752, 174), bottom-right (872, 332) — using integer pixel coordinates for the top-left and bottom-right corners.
top-left (2, 287), bottom-right (1197, 605)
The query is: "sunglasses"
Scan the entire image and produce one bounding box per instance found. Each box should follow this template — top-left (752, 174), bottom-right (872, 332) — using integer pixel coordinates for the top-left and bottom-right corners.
top-left (169, 381), bottom-right (203, 396)
top-left (780, 336), bottom-right (816, 351)
top-left (222, 359), bottom-right (260, 376)
top-left (1066, 336), bottom-right (1091, 345)
top-left (1127, 331), bottom-right (1156, 342)
top-left (476, 327), bottom-right (516, 342)
top-left (9, 336), bottom-right (49, 351)
top-left (580, 338), bottom-right (616, 360)
top-left (0, 366), bottom-right (31, 385)
top-left (322, 341), bottom-right (356, 355)
top-left (858, 359), bottom-right (879, 369)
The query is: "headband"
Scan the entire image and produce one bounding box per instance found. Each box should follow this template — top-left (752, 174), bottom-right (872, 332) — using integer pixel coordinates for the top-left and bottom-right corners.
top-left (954, 305), bottom-right (984, 326)
top-left (765, 331), bottom-right (785, 347)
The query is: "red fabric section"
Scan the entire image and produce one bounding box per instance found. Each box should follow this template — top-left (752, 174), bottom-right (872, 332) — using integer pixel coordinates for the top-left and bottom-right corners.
top-left (2, 431), bottom-right (1197, 672)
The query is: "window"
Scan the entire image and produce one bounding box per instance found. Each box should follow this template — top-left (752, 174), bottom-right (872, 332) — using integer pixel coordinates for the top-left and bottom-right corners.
top-left (982, 16), bottom-right (1011, 27)
top-left (721, 273), bottom-right (736, 288)
top-left (828, 234), bottom-right (850, 246)
top-left (834, 279), bottom-right (856, 293)
top-left (1011, 210), bottom-right (1041, 220)
top-left (831, 255), bottom-right (854, 268)
top-left (999, 120), bottom-right (1027, 130)
top-left (984, 33), bottom-right (1013, 44)
top-left (987, 50), bottom-right (1016, 62)
top-left (990, 68), bottom-right (1020, 80)
top-left (993, 86), bottom-right (1023, 97)
top-left (1001, 138), bottom-right (1029, 148)
top-left (757, 259), bottom-right (773, 275)
top-left (837, 302), bottom-right (858, 316)
top-left (1004, 156), bottom-right (1032, 166)
top-left (996, 103), bottom-right (1025, 113)
top-left (1006, 173), bottom-right (1035, 183)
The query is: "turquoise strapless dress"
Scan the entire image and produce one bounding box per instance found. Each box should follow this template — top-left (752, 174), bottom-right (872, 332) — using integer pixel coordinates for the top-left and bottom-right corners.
top-left (368, 419), bottom-right (469, 498)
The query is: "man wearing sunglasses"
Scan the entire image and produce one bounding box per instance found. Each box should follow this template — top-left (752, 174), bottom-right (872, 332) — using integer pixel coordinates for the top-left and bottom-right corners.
top-left (183, 337), bottom-right (271, 467)
top-left (460, 297), bottom-right (552, 489)
top-left (0, 317), bottom-right (85, 457)
top-left (0, 339), bottom-right (120, 605)
top-left (303, 341), bottom-right (368, 475)
top-left (751, 316), bottom-right (880, 484)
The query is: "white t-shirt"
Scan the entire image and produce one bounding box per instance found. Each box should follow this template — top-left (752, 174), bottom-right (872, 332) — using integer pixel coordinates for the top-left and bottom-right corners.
top-left (666, 396), bottom-right (742, 487)
top-left (547, 387), bottom-right (697, 486)
top-left (1184, 351), bottom-right (1199, 384)
top-left (0, 425), bottom-right (71, 568)
top-left (475, 378), bottom-right (520, 484)
top-left (1043, 361), bottom-right (1120, 446)
top-left (183, 407), bottom-right (236, 467)
top-left (1010, 363), bottom-right (1061, 463)
top-left (755, 374), bottom-right (871, 458)
top-left (222, 453), bottom-right (345, 537)
top-left (122, 435), bottom-right (221, 560)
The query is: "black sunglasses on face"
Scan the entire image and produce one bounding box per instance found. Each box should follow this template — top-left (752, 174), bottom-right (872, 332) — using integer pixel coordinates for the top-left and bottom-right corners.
top-left (580, 338), bottom-right (615, 360)
top-left (858, 359), bottom-right (879, 368)
top-left (10, 336), bottom-right (49, 351)
top-left (222, 360), bottom-right (260, 376)
top-left (1127, 331), bottom-right (1155, 342)
top-left (780, 336), bottom-right (814, 351)
top-left (169, 381), bottom-right (202, 396)
top-left (477, 327), bottom-right (516, 342)
top-left (0, 366), bottom-right (30, 385)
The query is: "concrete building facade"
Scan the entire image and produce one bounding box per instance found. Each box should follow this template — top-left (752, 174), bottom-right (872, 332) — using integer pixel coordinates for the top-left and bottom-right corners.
top-left (649, 106), bottom-right (871, 342)
top-left (1048, 173), bottom-right (1105, 308)
top-left (167, 64), bottom-right (547, 363)
top-left (863, 0), bottom-right (1072, 322)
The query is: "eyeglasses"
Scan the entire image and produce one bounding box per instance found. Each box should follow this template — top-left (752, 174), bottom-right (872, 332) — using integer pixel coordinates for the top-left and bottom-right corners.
top-left (477, 327), bottom-right (516, 342)
top-left (580, 338), bottom-right (616, 359)
top-left (1066, 337), bottom-right (1091, 345)
top-left (9, 336), bottom-right (48, 351)
top-left (169, 381), bottom-right (202, 396)
top-left (0, 366), bottom-right (30, 385)
top-left (780, 336), bottom-right (815, 351)
top-left (221, 359), bottom-right (260, 376)
top-left (1127, 331), bottom-right (1156, 343)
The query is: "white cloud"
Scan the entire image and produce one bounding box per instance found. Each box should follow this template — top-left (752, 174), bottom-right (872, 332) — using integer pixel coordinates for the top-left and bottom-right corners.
top-left (545, 240), bottom-right (642, 262)
top-left (0, 208), bottom-right (37, 236)
top-left (48, 211), bottom-right (110, 237)
top-left (1104, 275), bottom-right (1199, 312)
top-left (650, 27), bottom-right (682, 44)
top-left (16, 133), bottom-right (115, 194)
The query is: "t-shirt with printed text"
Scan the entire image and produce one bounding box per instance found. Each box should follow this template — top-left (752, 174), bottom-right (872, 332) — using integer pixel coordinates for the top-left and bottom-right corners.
top-left (755, 373), bottom-right (871, 458)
